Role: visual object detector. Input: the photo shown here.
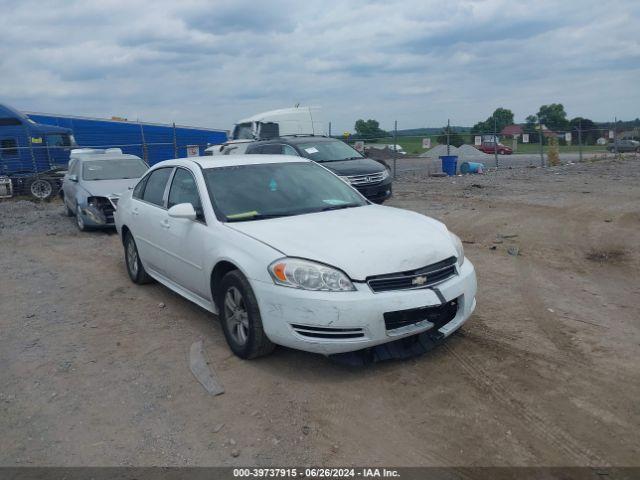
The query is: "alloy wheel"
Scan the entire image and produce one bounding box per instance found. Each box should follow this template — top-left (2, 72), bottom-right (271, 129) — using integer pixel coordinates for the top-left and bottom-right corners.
top-left (224, 286), bottom-right (249, 346)
top-left (126, 238), bottom-right (139, 277)
top-left (30, 179), bottom-right (52, 199)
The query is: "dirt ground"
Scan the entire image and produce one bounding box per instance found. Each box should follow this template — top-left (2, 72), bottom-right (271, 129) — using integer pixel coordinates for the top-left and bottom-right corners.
top-left (1, 156), bottom-right (639, 467)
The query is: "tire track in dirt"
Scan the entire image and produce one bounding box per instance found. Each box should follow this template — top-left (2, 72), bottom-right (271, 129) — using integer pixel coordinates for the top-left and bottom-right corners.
top-left (444, 342), bottom-right (607, 466)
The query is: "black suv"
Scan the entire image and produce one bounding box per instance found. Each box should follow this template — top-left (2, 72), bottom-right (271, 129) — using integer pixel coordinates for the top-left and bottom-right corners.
top-left (245, 136), bottom-right (392, 203)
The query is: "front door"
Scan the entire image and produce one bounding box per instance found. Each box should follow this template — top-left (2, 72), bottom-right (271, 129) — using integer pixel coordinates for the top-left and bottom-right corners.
top-left (162, 167), bottom-right (208, 299)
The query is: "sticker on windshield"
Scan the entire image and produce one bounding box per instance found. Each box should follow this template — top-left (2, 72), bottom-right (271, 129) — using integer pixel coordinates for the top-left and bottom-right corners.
top-left (227, 211), bottom-right (258, 220)
top-left (323, 199), bottom-right (350, 206)
top-left (269, 179), bottom-right (278, 191)
top-left (304, 147), bottom-right (319, 154)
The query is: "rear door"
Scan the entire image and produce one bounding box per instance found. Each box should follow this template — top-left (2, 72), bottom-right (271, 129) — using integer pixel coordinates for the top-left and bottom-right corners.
top-left (132, 167), bottom-right (174, 276)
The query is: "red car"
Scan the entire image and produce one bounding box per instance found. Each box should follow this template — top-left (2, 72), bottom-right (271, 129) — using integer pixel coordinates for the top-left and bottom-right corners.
top-left (476, 142), bottom-right (512, 155)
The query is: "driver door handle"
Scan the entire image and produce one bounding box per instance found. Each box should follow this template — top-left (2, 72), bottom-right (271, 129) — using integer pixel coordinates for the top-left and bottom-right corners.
top-left (131, 207), bottom-right (139, 216)
top-left (160, 219), bottom-right (170, 229)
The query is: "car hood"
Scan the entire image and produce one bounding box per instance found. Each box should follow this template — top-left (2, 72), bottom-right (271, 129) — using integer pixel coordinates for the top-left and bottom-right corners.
top-left (226, 205), bottom-right (457, 280)
top-left (318, 158), bottom-right (387, 176)
top-left (82, 179), bottom-right (139, 197)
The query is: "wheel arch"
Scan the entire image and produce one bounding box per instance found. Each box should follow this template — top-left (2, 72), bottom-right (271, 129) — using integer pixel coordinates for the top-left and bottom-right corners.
top-left (121, 225), bottom-right (131, 244)
top-left (210, 260), bottom-right (241, 308)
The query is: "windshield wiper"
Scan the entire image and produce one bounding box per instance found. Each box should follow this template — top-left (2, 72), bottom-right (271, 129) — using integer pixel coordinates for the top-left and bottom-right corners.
top-left (226, 212), bottom-right (296, 222)
top-left (320, 203), bottom-right (361, 212)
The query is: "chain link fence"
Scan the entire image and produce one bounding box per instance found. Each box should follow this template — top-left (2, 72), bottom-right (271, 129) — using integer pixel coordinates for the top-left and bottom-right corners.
top-left (339, 122), bottom-right (640, 177)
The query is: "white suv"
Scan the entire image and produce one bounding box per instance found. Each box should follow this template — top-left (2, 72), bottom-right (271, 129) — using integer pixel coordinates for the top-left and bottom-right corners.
top-left (115, 155), bottom-right (477, 359)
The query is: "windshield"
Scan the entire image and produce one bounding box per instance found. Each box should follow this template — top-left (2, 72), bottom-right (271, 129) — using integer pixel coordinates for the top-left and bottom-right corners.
top-left (296, 140), bottom-right (363, 162)
top-left (82, 158), bottom-right (148, 181)
top-left (203, 162), bottom-right (367, 222)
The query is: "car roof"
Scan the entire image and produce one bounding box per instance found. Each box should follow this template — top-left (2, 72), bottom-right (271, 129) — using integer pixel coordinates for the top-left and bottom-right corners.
top-left (74, 154), bottom-right (142, 162)
top-left (153, 154), bottom-right (311, 170)
top-left (252, 135), bottom-right (335, 146)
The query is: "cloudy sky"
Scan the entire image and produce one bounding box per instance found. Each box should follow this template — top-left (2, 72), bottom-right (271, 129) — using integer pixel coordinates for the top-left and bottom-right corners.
top-left (1, 0), bottom-right (639, 132)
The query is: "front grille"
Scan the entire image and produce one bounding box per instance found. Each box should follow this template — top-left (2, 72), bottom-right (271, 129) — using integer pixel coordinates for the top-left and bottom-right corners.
top-left (346, 171), bottom-right (386, 186)
top-left (291, 324), bottom-right (365, 340)
top-left (367, 256), bottom-right (457, 293)
top-left (384, 298), bottom-right (459, 331)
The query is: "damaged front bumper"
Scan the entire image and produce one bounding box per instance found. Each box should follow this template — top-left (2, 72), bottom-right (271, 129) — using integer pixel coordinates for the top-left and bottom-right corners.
top-left (79, 196), bottom-right (117, 227)
top-left (251, 259), bottom-right (477, 356)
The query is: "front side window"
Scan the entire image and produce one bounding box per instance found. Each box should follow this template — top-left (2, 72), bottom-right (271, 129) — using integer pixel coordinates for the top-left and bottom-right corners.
top-left (203, 162), bottom-right (366, 222)
top-left (82, 158), bottom-right (148, 181)
top-left (233, 123), bottom-right (254, 140)
top-left (168, 168), bottom-right (203, 219)
top-left (296, 140), bottom-right (363, 162)
top-left (141, 168), bottom-right (173, 207)
top-left (0, 138), bottom-right (18, 156)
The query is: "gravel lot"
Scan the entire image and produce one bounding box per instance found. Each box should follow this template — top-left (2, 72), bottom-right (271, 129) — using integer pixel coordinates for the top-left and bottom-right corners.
top-left (1, 156), bottom-right (639, 467)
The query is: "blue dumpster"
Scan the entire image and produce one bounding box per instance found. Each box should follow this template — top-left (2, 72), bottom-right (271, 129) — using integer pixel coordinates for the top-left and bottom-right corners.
top-left (440, 155), bottom-right (458, 176)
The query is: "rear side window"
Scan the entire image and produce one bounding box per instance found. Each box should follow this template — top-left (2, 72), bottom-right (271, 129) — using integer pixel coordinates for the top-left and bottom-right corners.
top-left (247, 144), bottom-right (284, 155)
top-left (283, 145), bottom-right (298, 156)
top-left (1, 138), bottom-right (18, 156)
top-left (141, 168), bottom-right (172, 207)
top-left (132, 174), bottom-right (148, 199)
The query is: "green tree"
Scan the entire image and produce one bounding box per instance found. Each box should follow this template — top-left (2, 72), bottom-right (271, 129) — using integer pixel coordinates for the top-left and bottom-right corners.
top-left (525, 115), bottom-right (540, 143)
top-left (437, 127), bottom-right (466, 147)
top-left (536, 104), bottom-right (570, 131)
top-left (471, 108), bottom-right (514, 134)
top-left (569, 117), bottom-right (598, 145)
top-left (354, 119), bottom-right (387, 139)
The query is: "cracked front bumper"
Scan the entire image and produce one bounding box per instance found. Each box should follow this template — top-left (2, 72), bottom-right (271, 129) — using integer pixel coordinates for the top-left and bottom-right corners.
top-left (251, 259), bottom-right (477, 355)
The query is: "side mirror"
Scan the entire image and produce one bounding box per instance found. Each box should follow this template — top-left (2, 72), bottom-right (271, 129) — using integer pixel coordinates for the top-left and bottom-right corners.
top-left (68, 174), bottom-right (78, 182)
top-left (168, 203), bottom-right (197, 221)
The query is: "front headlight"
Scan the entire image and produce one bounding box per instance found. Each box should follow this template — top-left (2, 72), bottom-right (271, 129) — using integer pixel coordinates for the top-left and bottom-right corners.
top-left (380, 169), bottom-right (390, 180)
top-left (338, 175), bottom-right (351, 184)
top-left (268, 258), bottom-right (355, 291)
top-left (449, 232), bottom-right (465, 266)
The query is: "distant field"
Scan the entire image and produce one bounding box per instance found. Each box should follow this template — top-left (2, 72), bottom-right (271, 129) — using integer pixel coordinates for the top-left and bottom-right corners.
top-left (367, 136), bottom-right (607, 155)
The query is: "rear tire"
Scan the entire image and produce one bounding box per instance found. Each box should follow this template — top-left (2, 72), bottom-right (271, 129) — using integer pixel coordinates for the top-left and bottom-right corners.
top-left (217, 270), bottom-right (275, 359)
top-left (124, 232), bottom-right (152, 284)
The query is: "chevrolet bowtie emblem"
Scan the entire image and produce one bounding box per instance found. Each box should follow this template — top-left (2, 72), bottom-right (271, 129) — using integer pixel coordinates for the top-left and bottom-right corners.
top-left (412, 275), bottom-right (428, 286)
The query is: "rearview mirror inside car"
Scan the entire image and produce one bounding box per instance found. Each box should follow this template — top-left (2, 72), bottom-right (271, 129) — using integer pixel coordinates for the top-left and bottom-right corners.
top-left (168, 203), bottom-right (197, 221)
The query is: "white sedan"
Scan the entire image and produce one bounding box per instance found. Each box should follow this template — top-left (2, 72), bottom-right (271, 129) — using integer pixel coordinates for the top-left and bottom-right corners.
top-left (115, 155), bottom-right (477, 359)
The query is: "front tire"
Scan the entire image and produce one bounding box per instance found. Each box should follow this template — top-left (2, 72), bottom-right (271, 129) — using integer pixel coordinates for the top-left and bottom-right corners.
top-left (217, 270), bottom-right (275, 359)
top-left (75, 203), bottom-right (89, 231)
top-left (28, 178), bottom-right (53, 201)
top-left (124, 232), bottom-right (152, 284)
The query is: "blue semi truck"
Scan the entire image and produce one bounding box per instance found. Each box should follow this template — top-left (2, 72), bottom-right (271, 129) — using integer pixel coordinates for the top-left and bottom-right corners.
top-left (0, 103), bottom-right (227, 199)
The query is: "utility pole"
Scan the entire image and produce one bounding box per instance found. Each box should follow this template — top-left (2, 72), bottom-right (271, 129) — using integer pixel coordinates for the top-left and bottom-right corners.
top-left (172, 123), bottom-right (178, 158)
top-left (538, 117), bottom-right (544, 167)
top-left (328, 122), bottom-right (331, 137)
top-left (613, 116), bottom-right (618, 155)
top-left (493, 115), bottom-right (498, 168)
top-left (393, 120), bottom-right (398, 179)
top-left (578, 120), bottom-right (583, 163)
top-left (446, 119), bottom-right (450, 156)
